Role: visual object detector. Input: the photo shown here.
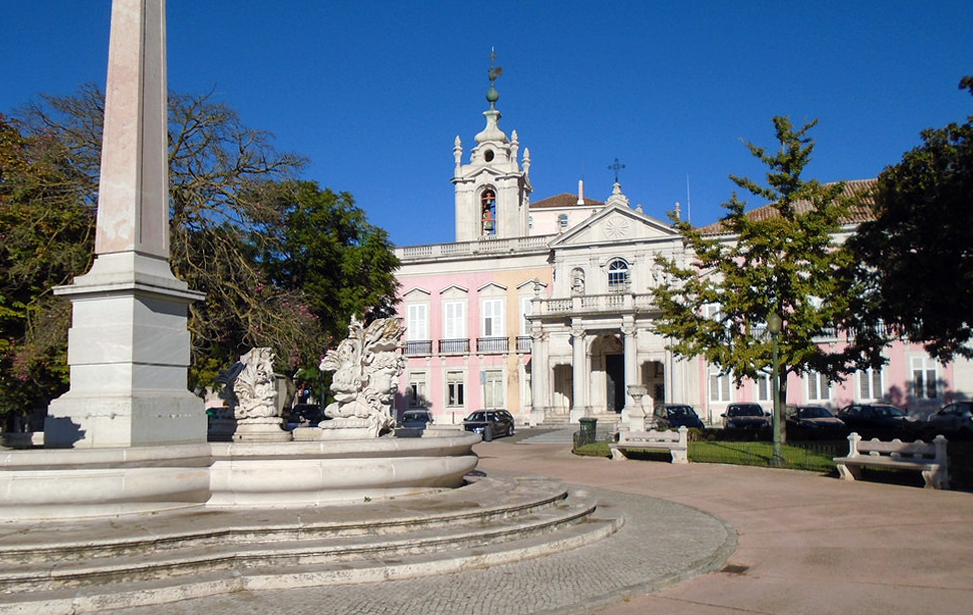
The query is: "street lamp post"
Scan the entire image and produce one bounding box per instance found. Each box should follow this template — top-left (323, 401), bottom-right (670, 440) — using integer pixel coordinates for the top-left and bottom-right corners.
top-left (767, 312), bottom-right (784, 467)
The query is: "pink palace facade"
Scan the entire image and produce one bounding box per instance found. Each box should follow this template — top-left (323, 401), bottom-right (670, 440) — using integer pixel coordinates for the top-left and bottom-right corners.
top-left (391, 88), bottom-right (973, 427)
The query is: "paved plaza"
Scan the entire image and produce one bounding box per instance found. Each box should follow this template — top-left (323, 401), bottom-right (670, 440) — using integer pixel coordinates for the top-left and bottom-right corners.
top-left (38, 433), bottom-right (973, 615)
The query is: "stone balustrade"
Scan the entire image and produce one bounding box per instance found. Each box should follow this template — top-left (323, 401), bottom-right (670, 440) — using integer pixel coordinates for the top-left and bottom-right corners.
top-left (531, 293), bottom-right (656, 317)
top-left (397, 235), bottom-right (554, 261)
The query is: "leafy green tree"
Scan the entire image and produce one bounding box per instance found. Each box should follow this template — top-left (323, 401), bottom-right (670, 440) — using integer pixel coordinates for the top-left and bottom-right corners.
top-left (849, 77), bottom-right (973, 361)
top-left (0, 114), bottom-right (94, 426)
top-left (652, 117), bottom-right (877, 440)
top-left (12, 86), bottom-right (323, 396)
top-left (262, 181), bottom-right (401, 396)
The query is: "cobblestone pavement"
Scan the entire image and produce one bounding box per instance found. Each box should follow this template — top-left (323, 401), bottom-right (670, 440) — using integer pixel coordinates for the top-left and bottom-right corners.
top-left (93, 483), bottom-right (734, 615)
top-left (43, 437), bottom-right (973, 615)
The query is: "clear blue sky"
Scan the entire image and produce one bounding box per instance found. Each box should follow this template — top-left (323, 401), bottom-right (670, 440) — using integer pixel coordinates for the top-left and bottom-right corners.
top-left (2, 1), bottom-right (970, 246)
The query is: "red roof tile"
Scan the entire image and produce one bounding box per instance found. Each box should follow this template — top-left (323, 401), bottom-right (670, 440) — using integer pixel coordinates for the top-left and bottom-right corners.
top-left (698, 179), bottom-right (876, 235)
top-left (531, 193), bottom-right (605, 209)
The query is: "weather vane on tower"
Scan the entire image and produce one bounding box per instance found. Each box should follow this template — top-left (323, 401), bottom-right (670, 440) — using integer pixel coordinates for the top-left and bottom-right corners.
top-left (486, 47), bottom-right (502, 109)
top-left (488, 47), bottom-right (503, 86)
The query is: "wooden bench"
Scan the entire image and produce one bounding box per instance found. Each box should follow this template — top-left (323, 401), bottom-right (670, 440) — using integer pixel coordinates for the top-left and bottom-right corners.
top-left (610, 426), bottom-right (689, 464)
top-left (834, 432), bottom-right (949, 489)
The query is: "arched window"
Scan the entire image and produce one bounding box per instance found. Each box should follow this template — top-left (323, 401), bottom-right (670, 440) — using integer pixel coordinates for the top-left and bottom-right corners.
top-left (607, 259), bottom-right (630, 290)
top-left (481, 189), bottom-right (497, 235)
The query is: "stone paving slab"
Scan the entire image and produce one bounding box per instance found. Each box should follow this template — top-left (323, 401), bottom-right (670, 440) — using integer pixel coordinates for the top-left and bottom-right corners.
top-left (483, 442), bottom-right (973, 615)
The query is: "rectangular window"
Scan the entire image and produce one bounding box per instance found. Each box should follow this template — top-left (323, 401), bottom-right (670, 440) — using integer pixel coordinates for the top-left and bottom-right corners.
top-left (755, 373), bottom-right (771, 403)
top-left (406, 303), bottom-right (428, 341)
top-left (520, 297), bottom-right (533, 336)
top-left (483, 370), bottom-right (503, 409)
top-left (482, 298), bottom-right (504, 337)
top-left (446, 371), bottom-right (465, 408)
top-left (858, 366), bottom-right (884, 401)
top-left (911, 357), bottom-right (939, 400)
top-left (703, 303), bottom-right (724, 328)
top-left (805, 372), bottom-right (831, 402)
top-left (708, 367), bottom-right (731, 403)
top-left (558, 213), bottom-right (569, 230)
top-left (408, 372), bottom-right (427, 408)
top-left (443, 301), bottom-right (466, 339)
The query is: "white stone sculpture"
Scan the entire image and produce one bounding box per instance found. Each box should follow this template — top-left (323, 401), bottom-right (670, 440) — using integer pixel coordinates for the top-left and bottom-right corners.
top-left (319, 317), bottom-right (405, 438)
top-left (233, 348), bottom-right (279, 421)
top-left (229, 347), bottom-right (289, 441)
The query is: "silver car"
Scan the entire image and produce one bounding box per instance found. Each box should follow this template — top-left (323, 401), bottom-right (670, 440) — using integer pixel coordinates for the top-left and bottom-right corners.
top-left (926, 402), bottom-right (973, 434)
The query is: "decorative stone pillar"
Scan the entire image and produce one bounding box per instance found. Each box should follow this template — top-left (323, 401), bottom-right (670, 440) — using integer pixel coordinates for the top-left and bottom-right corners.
top-left (45, 0), bottom-right (206, 448)
top-left (620, 319), bottom-right (638, 424)
top-left (568, 320), bottom-right (587, 423)
top-left (529, 326), bottom-right (548, 426)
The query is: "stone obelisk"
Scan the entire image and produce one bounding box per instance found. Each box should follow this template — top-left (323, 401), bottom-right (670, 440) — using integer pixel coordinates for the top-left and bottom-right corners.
top-left (45, 0), bottom-right (206, 448)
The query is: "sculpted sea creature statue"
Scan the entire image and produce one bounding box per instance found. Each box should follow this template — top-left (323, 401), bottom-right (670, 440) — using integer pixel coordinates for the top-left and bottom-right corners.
top-left (232, 347), bottom-right (280, 425)
top-left (319, 317), bottom-right (406, 437)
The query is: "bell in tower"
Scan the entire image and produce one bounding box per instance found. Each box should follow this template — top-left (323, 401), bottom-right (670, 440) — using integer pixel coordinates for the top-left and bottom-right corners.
top-left (452, 50), bottom-right (532, 242)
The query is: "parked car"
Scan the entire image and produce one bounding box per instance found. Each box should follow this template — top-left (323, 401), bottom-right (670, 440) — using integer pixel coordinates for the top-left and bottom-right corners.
top-left (399, 410), bottom-right (433, 430)
top-left (835, 404), bottom-right (912, 431)
top-left (655, 404), bottom-right (705, 429)
top-left (722, 403), bottom-right (770, 429)
top-left (786, 405), bottom-right (846, 430)
top-left (925, 402), bottom-right (973, 434)
top-left (463, 410), bottom-right (515, 440)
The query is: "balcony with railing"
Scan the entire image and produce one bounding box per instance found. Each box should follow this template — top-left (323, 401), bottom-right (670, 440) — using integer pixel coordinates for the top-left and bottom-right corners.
top-left (516, 336), bottom-right (532, 353)
top-left (438, 338), bottom-right (471, 354)
top-left (530, 293), bottom-right (656, 318)
top-left (476, 337), bottom-right (509, 353)
top-left (403, 340), bottom-right (433, 356)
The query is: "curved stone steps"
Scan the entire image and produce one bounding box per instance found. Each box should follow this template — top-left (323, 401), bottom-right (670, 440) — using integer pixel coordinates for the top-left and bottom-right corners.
top-left (0, 476), bottom-right (621, 614)
top-left (1, 494), bottom-right (598, 592)
top-left (0, 475), bottom-right (564, 564)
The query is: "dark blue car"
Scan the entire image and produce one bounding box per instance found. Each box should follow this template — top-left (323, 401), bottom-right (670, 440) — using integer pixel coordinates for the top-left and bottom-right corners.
top-left (722, 403), bottom-right (771, 429)
top-left (655, 404), bottom-right (705, 429)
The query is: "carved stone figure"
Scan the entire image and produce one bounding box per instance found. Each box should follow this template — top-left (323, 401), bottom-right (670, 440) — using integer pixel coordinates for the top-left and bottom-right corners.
top-left (571, 268), bottom-right (586, 296)
top-left (319, 317), bottom-right (406, 438)
top-left (232, 348), bottom-right (280, 425)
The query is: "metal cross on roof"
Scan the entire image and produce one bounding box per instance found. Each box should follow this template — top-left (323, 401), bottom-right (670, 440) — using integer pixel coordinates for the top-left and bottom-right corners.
top-left (608, 158), bottom-right (626, 183)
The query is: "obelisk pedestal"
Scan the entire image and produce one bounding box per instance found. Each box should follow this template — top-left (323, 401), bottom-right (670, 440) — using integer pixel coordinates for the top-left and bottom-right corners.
top-left (44, 0), bottom-right (205, 448)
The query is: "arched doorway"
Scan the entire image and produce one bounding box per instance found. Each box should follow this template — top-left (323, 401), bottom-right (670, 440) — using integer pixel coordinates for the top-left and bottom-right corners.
top-left (589, 334), bottom-right (624, 413)
top-left (642, 360), bottom-right (665, 408)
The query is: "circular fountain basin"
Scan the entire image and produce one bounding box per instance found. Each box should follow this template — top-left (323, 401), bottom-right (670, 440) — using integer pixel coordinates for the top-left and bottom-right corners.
top-left (0, 434), bottom-right (480, 520)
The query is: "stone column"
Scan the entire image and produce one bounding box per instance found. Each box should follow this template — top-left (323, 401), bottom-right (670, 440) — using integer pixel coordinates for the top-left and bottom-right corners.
top-left (620, 318), bottom-right (639, 424)
top-left (529, 327), bottom-right (548, 426)
top-left (45, 0), bottom-right (206, 448)
top-left (568, 320), bottom-right (587, 423)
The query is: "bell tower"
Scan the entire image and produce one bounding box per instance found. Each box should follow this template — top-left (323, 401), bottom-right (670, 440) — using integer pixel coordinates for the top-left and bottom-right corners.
top-left (452, 51), bottom-right (532, 242)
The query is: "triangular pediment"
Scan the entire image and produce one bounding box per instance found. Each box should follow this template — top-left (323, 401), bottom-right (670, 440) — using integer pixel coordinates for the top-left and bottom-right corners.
top-left (477, 282), bottom-right (508, 294)
top-left (464, 165), bottom-right (505, 181)
top-left (516, 278), bottom-right (547, 291)
top-left (403, 287), bottom-right (431, 299)
top-left (439, 284), bottom-right (469, 296)
top-left (549, 203), bottom-right (678, 248)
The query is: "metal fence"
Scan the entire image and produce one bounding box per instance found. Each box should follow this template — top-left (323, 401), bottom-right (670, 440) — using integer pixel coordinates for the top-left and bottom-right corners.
top-left (687, 439), bottom-right (844, 471)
